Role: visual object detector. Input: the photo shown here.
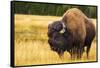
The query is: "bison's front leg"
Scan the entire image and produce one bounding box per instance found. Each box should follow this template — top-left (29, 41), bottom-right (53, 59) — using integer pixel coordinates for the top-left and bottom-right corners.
top-left (70, 48), bottom-right (76, 60)
top-left (57, 50), bottom-right (64, 59)
top-left (77, 42), bottom-right (84, 59)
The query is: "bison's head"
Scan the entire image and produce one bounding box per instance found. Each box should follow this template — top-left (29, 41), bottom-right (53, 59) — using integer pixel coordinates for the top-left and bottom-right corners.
top-left (48, 21), bottom-right (70, 57)
top-left (48, 21), bottom-right (65, 38)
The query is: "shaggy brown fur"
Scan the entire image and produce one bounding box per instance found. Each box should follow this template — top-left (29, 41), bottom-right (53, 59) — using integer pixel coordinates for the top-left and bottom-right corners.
top-left (48, 8), bottom-right (95, 59)
top-left (61, 8), bottom-right (88, 59)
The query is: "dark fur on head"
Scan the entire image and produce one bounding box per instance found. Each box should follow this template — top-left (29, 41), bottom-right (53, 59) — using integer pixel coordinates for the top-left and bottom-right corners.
top-left (48, 21), bottom-right (63, 38)
top-left (48, 21), bottom-right (72, 56)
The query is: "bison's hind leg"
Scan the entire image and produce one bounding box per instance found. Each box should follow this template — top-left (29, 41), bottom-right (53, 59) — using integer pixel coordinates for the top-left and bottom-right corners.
top-left (86, 43), bottom-right (92, 59)
top-left (70, 48), bottom-right (76, 60)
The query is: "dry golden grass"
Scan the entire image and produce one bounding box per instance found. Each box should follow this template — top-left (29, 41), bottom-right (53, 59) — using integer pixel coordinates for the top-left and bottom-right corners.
top-left (14, 14), bottom-right (97, 66)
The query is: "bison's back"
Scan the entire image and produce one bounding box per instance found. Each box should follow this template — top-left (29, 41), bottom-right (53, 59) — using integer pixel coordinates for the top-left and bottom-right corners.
top-left (62, 8), bottom-right (87, 42)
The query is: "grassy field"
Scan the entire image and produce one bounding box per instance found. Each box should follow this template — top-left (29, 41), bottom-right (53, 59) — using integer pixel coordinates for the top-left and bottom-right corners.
top-left (14, 14), bottom-right (97, 66)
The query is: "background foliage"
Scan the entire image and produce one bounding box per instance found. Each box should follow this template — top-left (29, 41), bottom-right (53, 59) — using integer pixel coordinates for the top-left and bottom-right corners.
top-left (13, 1), bottom-right (97, 18)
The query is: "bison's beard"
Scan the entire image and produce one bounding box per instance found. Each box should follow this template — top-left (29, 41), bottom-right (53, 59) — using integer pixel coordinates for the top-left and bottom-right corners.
top-left (48, 35), bottom-right (68, 57)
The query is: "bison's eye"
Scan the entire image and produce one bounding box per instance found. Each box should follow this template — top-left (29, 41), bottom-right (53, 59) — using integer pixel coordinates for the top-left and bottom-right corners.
top-left (59, 28), bottom-right (65, 33)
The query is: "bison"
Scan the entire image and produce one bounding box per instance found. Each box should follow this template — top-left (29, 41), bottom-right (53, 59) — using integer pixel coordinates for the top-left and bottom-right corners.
top-left (48, 8), bottom-right (95, 59)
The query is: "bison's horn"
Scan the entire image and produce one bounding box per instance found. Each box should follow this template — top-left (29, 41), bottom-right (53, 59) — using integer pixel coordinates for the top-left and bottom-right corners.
top-left (60, 21), bottom-right (66, 33)
top-left (60, 28), bottom-right (65, 33)
top-left (61, 21), bottom-right (66, 28)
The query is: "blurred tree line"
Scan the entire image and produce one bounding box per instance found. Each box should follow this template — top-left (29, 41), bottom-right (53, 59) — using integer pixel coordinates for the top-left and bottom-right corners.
top-left (12, 1), bottom-right (97, 18)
